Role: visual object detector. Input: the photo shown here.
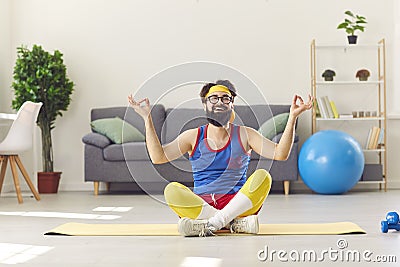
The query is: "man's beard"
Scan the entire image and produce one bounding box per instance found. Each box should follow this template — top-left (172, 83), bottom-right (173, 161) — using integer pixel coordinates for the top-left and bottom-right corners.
top-left (206, 106), bottom-right (231, 127)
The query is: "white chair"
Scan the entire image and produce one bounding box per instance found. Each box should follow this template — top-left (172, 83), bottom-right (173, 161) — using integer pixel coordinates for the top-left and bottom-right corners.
top-left (0, 101), bottom-right (42, 203)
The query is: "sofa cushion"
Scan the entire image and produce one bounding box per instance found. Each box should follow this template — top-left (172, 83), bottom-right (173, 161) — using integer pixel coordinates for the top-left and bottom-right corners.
top-left (91, 117), bottom-right (145, 144)
top-left (258, 112), bottom-right (290, 139)
top-left (91, 104), bottom-right (165, 140)
top-left (103, 142), bottom-right (149, 161)
top-left (82, 132), bottom-right (111, 148)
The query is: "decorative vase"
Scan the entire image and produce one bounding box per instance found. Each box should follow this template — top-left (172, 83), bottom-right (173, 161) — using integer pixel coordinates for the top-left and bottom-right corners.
top-left (38, 172), bottom-right (61, 193)
top-left (347, 35), bottom-right (358, 44)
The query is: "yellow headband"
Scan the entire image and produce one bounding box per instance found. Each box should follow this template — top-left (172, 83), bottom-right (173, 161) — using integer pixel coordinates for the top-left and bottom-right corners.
top-left (205, 85), bottom-right (231, 98)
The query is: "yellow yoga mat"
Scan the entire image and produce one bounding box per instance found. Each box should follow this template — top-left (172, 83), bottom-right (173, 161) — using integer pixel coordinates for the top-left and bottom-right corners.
top-left (45, 222), bottom-right (365, 236)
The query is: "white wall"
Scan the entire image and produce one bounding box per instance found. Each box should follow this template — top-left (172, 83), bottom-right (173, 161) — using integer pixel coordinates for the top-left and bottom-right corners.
top-left (393, 0), bottom-right (400, 113)
top-left (387, 1), bottom-right (400, 189)
top-left (0, 0), bottom-right (14, 186)
top-left (0, 0), bottom-right (11, 110)
top-left (0, 0), bottom-right (14, 192)
top-left (1, 0), bottom-right (398, 191)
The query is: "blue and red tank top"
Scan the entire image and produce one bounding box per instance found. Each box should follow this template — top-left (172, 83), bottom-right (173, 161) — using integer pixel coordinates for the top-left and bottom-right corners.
top-left (189, 124), bottom-right (251, 195)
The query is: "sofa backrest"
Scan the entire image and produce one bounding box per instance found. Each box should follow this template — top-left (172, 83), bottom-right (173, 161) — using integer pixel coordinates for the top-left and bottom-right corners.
top-left (90, 104), bottom-right (291, 144)
top-left (162, 108), bottom-right (209, 144)
top-left (90, 105), bottom-right (166, 139)
top-left (233, 105), bottom-right (291, 129)
top-left (162, 104), bottom-right (291, 144)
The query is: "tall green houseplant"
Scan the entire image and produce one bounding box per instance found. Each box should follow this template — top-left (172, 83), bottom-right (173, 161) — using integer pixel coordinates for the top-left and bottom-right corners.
top-left (11, 45), bottom-right (74, 173)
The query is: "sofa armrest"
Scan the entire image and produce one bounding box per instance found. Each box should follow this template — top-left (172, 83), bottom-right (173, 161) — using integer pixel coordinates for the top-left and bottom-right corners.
top-left (82, 132), bottom-right (111, 148)
top-left (272, 133), bottom-right (299, 143)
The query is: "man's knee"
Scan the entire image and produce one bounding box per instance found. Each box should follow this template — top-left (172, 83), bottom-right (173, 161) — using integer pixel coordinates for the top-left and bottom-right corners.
top-left (239, 169), bottom-right (272, 205)
top-left (248, 169), bottom-right (272, 194)
top-left (164, 182), bottom-right (203, 208)
top-left (164, 182), bottom-right (204, 219)
top-left (164, 182), bottom-right (184, 198)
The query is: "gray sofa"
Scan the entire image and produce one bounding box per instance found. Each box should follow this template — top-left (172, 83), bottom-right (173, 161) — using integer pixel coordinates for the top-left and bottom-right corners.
top-left (82, 104), bottom-right (298, 195)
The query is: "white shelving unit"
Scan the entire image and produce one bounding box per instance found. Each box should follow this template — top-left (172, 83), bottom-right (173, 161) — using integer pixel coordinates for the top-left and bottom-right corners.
top-left (310, 39), bottom-right (387, 191)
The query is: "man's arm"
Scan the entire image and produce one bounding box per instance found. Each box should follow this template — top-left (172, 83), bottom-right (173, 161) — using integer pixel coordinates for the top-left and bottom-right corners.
top-left (273, 113), bottom-right (297, 160)
top-left (144, 115), bottom-right (195, 164)
top-left (128, 96), bottom-right (194, 164)
top-left (247, 94), bottom-right (314, 161)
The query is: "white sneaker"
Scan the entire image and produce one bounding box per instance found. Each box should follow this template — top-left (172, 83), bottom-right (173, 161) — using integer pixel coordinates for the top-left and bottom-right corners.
top-left (230, 215), bottom-right (259, 234)
top-left (178, 217), bottom-right (216, 237)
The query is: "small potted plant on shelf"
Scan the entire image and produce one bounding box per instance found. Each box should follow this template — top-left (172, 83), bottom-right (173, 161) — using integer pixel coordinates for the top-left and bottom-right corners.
top-left (11, 45), bottom-right (75, 193)
top-left (356, 69), bottom-right (371, 81)
top-left (337, 10), bottom-right (367, 44)
top-left (322, 69), bottom-right (336, 81)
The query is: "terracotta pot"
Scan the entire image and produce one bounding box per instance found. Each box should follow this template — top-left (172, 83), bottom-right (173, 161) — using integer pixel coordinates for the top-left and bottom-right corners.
top-left (38, 172), bottom-right (61, 193)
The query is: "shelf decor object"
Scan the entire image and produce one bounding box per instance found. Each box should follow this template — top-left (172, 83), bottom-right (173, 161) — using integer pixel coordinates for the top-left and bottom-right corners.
top-left (322, 69), bottom-right (336, 81)
top-left (356, 69), bottom-right (371, 81)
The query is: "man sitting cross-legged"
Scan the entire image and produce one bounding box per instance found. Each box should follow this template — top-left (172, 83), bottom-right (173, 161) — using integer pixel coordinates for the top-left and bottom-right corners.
top-left (128, 80), bottom-right (313, 237)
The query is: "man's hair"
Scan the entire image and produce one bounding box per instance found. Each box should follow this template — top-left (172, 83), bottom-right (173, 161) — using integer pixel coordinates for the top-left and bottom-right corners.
top-left (200, 80), bottom-right (237, 103)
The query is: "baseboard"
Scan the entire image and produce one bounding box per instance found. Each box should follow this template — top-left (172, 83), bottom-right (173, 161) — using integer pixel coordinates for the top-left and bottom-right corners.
top-left (61, 180), bottom-right (400, 193)
top-left (288, 179), bottom-right (400, 193)
top-left (59, 183), bottom-right (97, 192)
top-left (1, 183), bottom-right (15, 193)
top-left (0, 182), bottom-right (95, 193)
top-left (387, 180), bottom-right (400, 189)
top-left (3, 179), bottom-right (400, 194)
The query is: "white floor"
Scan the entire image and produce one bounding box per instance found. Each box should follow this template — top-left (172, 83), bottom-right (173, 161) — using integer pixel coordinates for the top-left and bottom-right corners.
top-left (0, 190), bottom-right (399, 267)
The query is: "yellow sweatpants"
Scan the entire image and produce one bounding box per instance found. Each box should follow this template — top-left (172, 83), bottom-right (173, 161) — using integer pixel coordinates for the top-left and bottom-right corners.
top-left (164, 169), bottom-right (272, 219)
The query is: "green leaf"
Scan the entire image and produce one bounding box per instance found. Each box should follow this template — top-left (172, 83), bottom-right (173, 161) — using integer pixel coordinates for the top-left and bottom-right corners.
top-left (345, 10), bottom-right (355, 18)
top-left (354, 25), bottom-right (365, 32)
top-left (346, 29), bottom-right (354, 35)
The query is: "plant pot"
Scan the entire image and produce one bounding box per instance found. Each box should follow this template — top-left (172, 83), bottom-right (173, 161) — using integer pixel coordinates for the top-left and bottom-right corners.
top-left (358, 77), bottom-right (369, 81)
top-left (38, 172), bottom-right (61, 193)
top-left (324, 77), bottom-right (334, 82)
top-left (347, 35), bottom-right (358, 44)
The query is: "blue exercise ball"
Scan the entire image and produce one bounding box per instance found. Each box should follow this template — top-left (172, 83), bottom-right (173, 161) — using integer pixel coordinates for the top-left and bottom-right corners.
top-left (298, 130), bottom-right (364, 194)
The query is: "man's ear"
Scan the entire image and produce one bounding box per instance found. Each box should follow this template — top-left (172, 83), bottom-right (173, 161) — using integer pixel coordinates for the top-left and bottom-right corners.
top-left (229, 109), bottom-right (236, 123)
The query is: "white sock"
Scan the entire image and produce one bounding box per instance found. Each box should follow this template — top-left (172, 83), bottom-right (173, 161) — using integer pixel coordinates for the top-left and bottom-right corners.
top-left (207, 192), bottom-right (252, 230)
top-left (196, 202), bottom-right (218, 220)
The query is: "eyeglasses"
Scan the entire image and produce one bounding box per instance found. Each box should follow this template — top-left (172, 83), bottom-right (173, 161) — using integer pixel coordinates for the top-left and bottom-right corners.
top-left (207, 95), bottom-right (233, 104)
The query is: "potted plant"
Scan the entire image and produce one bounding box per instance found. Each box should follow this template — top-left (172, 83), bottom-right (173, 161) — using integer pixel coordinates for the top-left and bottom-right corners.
top-left (337, 10), bottom-right (367, 44)
top-left (322, 69), bottom-right (336, 81)
top-left (356, 69), bottom-right (371, 81)
top-left (11, 45), bottom-right (74, 193)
